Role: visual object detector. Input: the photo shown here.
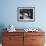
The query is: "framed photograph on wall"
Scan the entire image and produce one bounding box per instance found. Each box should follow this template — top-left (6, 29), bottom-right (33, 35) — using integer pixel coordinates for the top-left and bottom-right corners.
top-left (17, 7), bottom-right (35, 22)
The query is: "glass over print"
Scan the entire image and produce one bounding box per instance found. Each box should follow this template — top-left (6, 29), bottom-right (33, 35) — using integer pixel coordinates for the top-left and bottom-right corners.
top-left (17, 7), bottom-right (35, 22)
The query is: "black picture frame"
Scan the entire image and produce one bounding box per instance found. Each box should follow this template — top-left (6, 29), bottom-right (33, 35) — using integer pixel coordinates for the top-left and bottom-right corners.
top-left (17, 7), bottom-right (35, 22)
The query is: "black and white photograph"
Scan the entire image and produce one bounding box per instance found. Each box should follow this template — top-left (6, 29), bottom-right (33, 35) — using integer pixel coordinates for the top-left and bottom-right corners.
top-left (17, 7), bottom-right (35, 22)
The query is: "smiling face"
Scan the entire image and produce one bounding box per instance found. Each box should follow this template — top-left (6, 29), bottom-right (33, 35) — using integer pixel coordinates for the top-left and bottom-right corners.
top-left (24, 13), bottom-right (28, 16)
top-left (23, 13), bottom-right (30, 19)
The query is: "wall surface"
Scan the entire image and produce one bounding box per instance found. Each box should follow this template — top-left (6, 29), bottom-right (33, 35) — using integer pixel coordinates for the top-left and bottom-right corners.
top-left (0, 0), bottom-right (46, 31)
